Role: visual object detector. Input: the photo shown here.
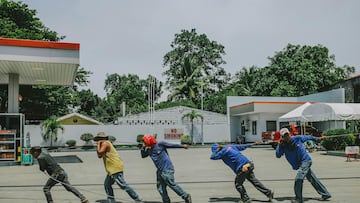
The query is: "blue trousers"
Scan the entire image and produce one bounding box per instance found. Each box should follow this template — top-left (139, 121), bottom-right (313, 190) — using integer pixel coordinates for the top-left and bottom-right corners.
top-left (104, 172), bottom-right (140, 202)
top-left (157, 169), bottom-right (188, 203)
top-left (294, 160), bottom-right (331, 202)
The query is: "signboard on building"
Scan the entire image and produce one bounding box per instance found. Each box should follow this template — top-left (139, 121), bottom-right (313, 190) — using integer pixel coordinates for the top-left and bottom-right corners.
top-left (164, 128), bottom-right (183, 139)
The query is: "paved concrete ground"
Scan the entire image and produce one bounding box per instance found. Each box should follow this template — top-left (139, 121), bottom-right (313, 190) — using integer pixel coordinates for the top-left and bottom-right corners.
top-left (0, 147), bottom-right (359, 203)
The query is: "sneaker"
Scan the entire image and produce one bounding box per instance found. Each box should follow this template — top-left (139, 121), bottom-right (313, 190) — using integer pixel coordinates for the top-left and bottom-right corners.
top-left (81, 198), bottom-right (89, 203)
top-left (267, 191), bottom-right (274, 202)
top-left (320, 195), bottom-right (331, 201)
top-left (184, 194), bottom-right (192, 203)
top-left (135, 198), bottom-right (144, 203)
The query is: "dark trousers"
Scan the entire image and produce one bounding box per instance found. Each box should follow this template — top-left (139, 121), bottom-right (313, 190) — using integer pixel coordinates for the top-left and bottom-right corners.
top-left (235, 162), bottom-right (272, 201)
top-left (43, 171), bottom-right (86, 203)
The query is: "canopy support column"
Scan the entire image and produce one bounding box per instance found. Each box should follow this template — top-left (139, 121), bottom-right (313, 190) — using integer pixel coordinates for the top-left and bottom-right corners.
top-left (8, 73), bottom-right (19, 113)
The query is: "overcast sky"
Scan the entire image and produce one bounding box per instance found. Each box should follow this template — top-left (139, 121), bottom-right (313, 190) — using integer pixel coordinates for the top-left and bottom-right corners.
top-left (21, 0), bottom-right (360, 98)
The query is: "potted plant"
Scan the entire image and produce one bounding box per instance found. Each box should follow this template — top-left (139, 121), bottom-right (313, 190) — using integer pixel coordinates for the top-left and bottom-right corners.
top-left (180, 135), bottom-right (192, 145)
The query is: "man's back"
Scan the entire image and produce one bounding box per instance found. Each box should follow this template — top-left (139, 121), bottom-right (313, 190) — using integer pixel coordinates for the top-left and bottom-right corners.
top-left (37, 152), bottom-right (63, 175)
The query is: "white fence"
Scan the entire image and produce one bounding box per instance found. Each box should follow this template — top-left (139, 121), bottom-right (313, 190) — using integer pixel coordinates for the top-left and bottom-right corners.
top-left (25, 123), bottom-right (230, 147)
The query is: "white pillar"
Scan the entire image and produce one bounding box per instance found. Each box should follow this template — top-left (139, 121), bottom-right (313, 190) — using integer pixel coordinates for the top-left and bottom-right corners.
top-left (8, 73), bottom-right (19, 113)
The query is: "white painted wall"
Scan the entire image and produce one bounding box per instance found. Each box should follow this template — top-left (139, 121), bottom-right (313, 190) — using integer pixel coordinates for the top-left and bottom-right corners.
top-left (25, 123), bottom-right (229, 147)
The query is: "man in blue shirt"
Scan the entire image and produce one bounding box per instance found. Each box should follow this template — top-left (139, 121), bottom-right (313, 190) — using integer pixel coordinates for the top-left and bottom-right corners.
top-left (140, 134), bottom-right (192, 203)
top-left (211, 143), bottom-right (273, 203)
top-left (276, 128), bottom-right (331, 203)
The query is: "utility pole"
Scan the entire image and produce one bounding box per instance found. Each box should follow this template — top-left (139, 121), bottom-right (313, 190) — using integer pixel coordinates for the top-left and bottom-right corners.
top-left (148, 76), bottom-right (155, 133)
top-left (201, 78), bottom-right (204, 145)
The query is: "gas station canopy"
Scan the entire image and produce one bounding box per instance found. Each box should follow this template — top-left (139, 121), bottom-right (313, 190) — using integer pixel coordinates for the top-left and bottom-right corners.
top-left (0, 37), bottom-right (80, 86)
top-left (0, 37), bottom-right (80, 113)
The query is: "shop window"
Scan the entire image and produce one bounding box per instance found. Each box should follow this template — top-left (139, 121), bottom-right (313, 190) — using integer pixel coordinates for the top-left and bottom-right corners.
top-left (266, 121), bottom-right (277, 131)
top-left (279, 122), bottom-right (289, 128)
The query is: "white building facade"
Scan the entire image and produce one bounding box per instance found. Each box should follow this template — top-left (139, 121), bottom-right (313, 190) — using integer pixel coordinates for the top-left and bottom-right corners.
top-left (227, 89), bottom-right (346, 143)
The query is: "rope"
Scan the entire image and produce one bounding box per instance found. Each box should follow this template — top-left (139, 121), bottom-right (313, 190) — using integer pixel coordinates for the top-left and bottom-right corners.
top-left (323, 133), bottom-right (359, 138)
top-left (43, 172), bottom-right (135, 203)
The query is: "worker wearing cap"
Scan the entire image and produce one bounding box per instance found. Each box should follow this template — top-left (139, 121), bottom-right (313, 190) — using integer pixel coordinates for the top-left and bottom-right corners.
top-left (30, 147), bottom-right (89, 203)
top-left (95, 132), bottom-right (143, 203)
top-left (276, 128), bottom-right (331, 203)
top-left (140, 134), bottom-right (192, 203)
top-left (210, 143), bottom-right (274, 203)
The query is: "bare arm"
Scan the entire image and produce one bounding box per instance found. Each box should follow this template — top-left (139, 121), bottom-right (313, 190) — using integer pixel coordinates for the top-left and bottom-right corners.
top-left (97, 141), bottom-right (109, 158)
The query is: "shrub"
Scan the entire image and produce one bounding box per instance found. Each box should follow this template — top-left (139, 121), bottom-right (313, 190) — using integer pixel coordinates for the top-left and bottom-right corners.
top-left (109, 135), bottom-right (116, 143)
top-left (80, 133), bottom-right (94, 143)
top-left (66, 139), bottom-right (77, 147)
top-left (180, 135), bottom-right (191, 144)
top-left (322, 128), bottom-right (355, 150)
top-left (136, 134), bottom-right (144, 143)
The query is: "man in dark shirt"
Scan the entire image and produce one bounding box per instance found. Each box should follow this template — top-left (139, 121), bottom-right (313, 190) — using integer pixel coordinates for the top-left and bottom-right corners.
top-left (30, 147), bottom-right (88, 203)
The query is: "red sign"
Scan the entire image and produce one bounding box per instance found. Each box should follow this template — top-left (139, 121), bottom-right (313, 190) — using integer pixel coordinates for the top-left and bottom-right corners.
top-left (164, 128), bottom-right (183, 139)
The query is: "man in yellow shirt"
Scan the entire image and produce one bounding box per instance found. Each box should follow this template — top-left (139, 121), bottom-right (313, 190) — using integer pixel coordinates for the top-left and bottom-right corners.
top-left (95, 132), bottom-right (143, 203)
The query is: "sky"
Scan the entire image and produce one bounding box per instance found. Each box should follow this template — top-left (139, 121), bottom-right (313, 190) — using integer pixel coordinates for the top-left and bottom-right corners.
top-left (21, 0), bottom-right (360, 99)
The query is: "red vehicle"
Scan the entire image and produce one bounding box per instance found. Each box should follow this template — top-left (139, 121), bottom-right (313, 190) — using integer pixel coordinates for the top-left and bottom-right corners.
top-left (262, 124), bottom-right (321, 149)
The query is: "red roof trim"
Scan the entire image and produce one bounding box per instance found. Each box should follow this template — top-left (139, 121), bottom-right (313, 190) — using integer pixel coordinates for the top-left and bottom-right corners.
top-left (0, 38), bottom-right (79, 50)
top-left (347, 73), bottom-right (360, 80)
top-left (230, 101), bottom-right (307, 109)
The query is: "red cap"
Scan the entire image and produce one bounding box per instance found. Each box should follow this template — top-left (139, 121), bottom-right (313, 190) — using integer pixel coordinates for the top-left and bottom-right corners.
top-left (142, 134), bottom-right (157, 146)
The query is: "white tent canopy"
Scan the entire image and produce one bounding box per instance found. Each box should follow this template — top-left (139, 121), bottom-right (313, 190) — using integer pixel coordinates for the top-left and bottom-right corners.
top-left (278, 102), bottom-right (311, 122)
top-left (303, 103), bottom-right (360, 121)
top-left (279, 103), bottom-right (360, 122)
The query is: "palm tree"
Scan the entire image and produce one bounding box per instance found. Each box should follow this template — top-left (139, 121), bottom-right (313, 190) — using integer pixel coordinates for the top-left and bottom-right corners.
top-left (181, 110), bottom-right (203, 144)
top-left (167, 57), bottom-right (203, 101)
top-left (41, 116), bottom-right (64, 147)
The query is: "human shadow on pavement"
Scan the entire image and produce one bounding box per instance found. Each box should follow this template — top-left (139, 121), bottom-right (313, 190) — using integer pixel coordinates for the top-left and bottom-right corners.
top-left (209, 197), bottom-right (276, 202)
top-left (209, 197), bottom-right (239, 202)
top-left (274, 196), bottom-right (319, 202)
top-left (96, 199), bottom-right (182, 203)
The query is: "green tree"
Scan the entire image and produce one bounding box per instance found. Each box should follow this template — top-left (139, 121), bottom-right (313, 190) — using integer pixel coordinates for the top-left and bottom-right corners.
top-left (181, 110), bottom-right (203, 144)
top-left (163, 28), bottom-right (228, 105)
top-left (261, 44), bottom-right (354, 96)
top-left (0, 0), bottom-right (64, 41)
top-left (230, 66), bottom-right (262, 96)
top-left (40, 116), bottom-right (64, 147)
top-left (166, 56), bottom-right (204, 101)
top-left (144, 75), bottom-right (163, 102)
top-left (104, 73), bottom-right (162, 116)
